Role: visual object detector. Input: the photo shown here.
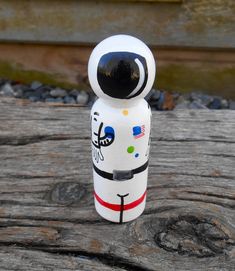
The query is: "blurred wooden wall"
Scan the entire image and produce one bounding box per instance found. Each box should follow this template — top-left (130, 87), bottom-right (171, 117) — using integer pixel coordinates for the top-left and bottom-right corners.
top-left (0, 0), bottom-right (234, 98)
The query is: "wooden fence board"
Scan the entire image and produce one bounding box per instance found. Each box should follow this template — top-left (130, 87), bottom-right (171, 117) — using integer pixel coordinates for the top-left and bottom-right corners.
top-left (0, 0), bottom-right (234, 48)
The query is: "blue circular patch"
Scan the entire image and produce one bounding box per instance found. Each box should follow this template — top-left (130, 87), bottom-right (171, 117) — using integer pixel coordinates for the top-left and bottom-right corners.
top-left (104, 126), bottom-right (114, 138)
top-left (133, 126), bottom-right (141, 136)
top-left (135, 153), bottom-right (139, 158)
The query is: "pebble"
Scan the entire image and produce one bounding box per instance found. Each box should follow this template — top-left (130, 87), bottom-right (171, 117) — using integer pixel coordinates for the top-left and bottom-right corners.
top-left (64, 95), bottom-right (76, 104)
top-left (229, 100), bottom-right (235, 110)
top-left (146, 89), bottom-right (161, 107)
top-left (153, 90), bottom-right (162, 100)
top-left (76, 90), bottom-right (89, 105)
top-left (0, 83), bottom-right (15, 97)
top-left (190, 92), bottom-right (202, 101)
top-left (45, 97), bottom-right (63, 103)
top-left (208, 98), bottom-right (221, 109)
top-left (45, 98), bottom-right (56, 103)
top-left (29, 96), bottom-right (40, 102)
top-left (145, 88), bottom-right (155, 101)
top-left (200, 95), bottom-right (214, 106)
top-left (221, 99), bottom-right (228, 109)
top-left (155, 91), bottom-right (165, 110)
top-left (175, 95), bottom-right (187, 106)
top-left (41, 89), bottom-right (51, 99)
top-left (87, 95), bottom-right (98, 108)
top-left (174, 101), bottom-right (190, 110)
top-left (70, 89), bottom-right (80, 98)
top-left (13, 88), bottom-right (23, 98)
top-left (0, 79), bottom-right (234, 111)
top-left (54, 97), bottom-right (64, 103)
top-left (189, 101), bottom-right (208, 109)
top-left (30, 81), bottom-right (42, 90)
top-left (23, 91), bottom-right (41, 99)
top-left (50, 88), bottom-right (67, 98)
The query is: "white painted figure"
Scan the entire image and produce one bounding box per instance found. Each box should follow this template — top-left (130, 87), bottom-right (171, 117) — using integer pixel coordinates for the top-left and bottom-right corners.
top-left (88, 35), bottom-right (156, 223)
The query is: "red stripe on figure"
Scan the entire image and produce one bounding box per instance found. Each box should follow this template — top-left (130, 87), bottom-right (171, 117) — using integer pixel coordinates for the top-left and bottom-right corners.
top-left (94, 191), bottom-right (147, 211)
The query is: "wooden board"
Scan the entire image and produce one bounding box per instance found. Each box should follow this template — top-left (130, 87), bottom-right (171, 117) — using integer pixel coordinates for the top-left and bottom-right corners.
top-left (0, 0), bottom-right (234, 48)
top-left (0, 97), bottom-right (234, 270)
top-left (0, 43), bottom-right (235, 99)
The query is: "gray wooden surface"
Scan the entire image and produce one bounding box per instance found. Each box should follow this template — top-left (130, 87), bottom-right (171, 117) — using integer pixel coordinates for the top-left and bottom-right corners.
top-left (0, 97), bottom-right (234, 271)
top-left (0, 0), bottom-right (234, 48)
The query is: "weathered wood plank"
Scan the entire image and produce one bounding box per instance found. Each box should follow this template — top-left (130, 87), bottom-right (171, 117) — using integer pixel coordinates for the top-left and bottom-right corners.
top-left (0, 246), bottom-right (125, 271)
top-left (0, 0), bottom-right (234, 48)
top-left (1, 43), bottom-right (235, 99)
top-left (0, 97), bottom-right (234, 270)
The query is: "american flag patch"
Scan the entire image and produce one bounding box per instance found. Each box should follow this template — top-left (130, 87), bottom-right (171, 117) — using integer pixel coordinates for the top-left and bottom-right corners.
top-left (133, 125), bottom-right (145, 139)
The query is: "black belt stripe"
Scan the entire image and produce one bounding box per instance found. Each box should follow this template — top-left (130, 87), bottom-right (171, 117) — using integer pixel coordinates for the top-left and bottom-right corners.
top-left (93, 160), bottom-right (149, 180)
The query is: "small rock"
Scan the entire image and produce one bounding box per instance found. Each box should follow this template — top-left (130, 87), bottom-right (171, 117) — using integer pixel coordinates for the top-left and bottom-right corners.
top-left (0, 79), bottom-right (8, 87)
top-left (50, 88), bottom-right (67, 98)
top-left (87, 95), bottom-right (97, 108)
top-left (30, 81), bottom-right (42, 90)
top-left (145, 88), bottom-right (155, 101)
top-left (13, 88), bottom-right (24, 98)
top-left (29, 96), bottom-right (40, 102)
top-left (221, 99), bottom-right (228, 109)
top-left (46, 97), bottom-right (63, 103)
top-left (200, 95), bottom-right (214, 106)
top-left (54, 97), bottom-right (64, 103)
top-left (174, 101), bottom-right (190, 110)
top-left (31, 87), bottom-right (51, 100)
top-left (172, 93), bottom-right (180, 100)
top-left (76, 90), bottom-right (89, 105)
top-left (190, 92), bottom-right (202, 101)
top-left (45, 98), bottom-right (56, 103)
top-left (70, 89), bottom-right (80, 98)
top-left (229, 100), bottom-right (235, 110)
top-left (146, 89), bottom-right (161, 107)
top-left (208, 98), bottom-right (222, 109)
top-left (155, 91), bottom-right (165, 110)
top-left (23, 91), bottom-right (41, 99)
top-left (175, 95), bottom-right (186, 104)
top-left (189, 101), bottom-right (208, 109)
top-left (41, 91), bottom-right (51, 100)
top-left (64, 95), bottom-right (76, 104)
top-left (0, 83), bottom-right (15, 97)
top-left (152, 90), bottom-right (161, 100)
top-left (162, 91), bottom-right (175, 110)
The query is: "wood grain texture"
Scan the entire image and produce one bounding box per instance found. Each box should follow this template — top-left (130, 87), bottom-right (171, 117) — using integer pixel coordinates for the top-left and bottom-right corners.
top-left (0, 97), bottom-right (234, 270)
top-left (1, 43), bottom-right (235, 99)
top-left (0, 0), bottom-right (234, 48)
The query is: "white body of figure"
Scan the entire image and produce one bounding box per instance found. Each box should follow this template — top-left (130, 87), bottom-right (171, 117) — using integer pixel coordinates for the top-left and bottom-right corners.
top-left (88, 35), bottom-right (156, 223)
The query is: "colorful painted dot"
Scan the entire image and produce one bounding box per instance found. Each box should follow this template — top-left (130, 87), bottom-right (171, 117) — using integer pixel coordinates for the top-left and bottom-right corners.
top-left (135, 153), bottom-right (139, 158)
top-left (127, 146), bottom-right (135, 153)
top-left (122, 109), bottom-right (129, 116)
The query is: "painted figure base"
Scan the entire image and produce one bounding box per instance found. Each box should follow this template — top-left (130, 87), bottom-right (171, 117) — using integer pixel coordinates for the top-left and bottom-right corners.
top-left (94, 197), bottom-right (146, 223)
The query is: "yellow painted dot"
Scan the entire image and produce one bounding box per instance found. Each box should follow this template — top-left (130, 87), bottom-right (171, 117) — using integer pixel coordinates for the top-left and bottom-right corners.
top-left (122, 110), bottom-right (128, 116)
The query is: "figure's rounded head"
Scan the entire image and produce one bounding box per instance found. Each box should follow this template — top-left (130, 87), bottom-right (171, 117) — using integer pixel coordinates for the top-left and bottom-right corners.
top-left (88, 35), bottom-right (156, 101)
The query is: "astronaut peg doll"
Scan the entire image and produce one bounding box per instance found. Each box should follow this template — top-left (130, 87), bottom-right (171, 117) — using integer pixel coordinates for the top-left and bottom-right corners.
top-left (88, 34), bottom-right (156, 223)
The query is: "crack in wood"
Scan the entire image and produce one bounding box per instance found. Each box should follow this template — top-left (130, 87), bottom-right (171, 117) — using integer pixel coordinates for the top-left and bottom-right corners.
top-left (0, 135), bottom-right (84, 146)
top-left (0, 243), bottom-right (151, 271)
top-left (160, 197), bottom-right (235, 209)
top-left (183, 191), bottom-right (235, 201)
top-left (155, 138), bottom-right (235, 143)
top-left (154, 216), bottom-right (234, 258)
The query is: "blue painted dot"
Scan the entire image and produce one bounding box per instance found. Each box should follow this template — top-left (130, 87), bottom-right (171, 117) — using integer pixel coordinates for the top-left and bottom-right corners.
top-left (135, 153), bottom-right (139, 158)
top-left (104, 126), bottom-right (115, 138)
top-left (133, 126), bottom-right (141, 136)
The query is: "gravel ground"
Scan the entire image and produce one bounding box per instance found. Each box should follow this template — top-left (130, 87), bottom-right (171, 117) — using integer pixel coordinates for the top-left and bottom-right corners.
top-left (0, 79), bottom-right (234, 110)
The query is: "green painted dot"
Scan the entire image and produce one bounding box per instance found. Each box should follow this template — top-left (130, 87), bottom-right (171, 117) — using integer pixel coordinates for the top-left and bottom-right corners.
top-left (127, 146), bottom-right (135, 153)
